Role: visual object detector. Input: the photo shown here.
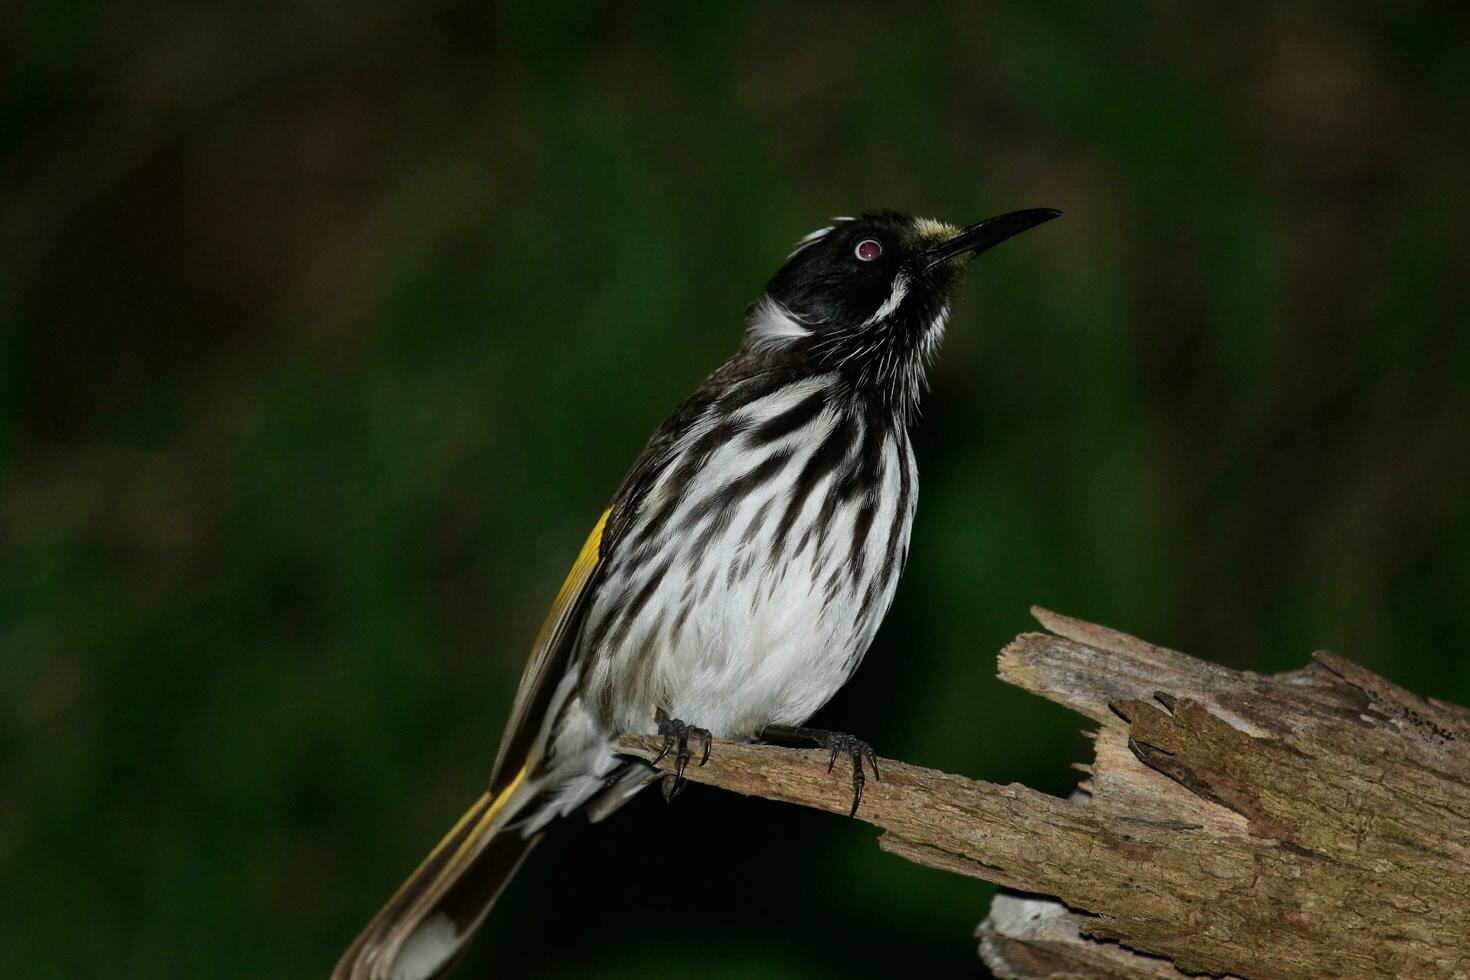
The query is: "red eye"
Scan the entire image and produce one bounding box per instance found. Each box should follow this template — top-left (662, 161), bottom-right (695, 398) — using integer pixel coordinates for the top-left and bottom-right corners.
top-left (855, 239), bottom-right (882, 261)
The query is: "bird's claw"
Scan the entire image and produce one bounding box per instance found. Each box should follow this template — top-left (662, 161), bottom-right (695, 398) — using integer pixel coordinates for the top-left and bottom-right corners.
top-left (822, 732), bottom-right (879, 817)
top-left (654, 708), bottom-right (712, 801)
top-left (756, 724), bottom-right (880, 817)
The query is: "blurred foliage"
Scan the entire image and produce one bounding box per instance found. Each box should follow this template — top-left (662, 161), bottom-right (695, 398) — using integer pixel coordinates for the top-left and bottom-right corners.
top-left (3, 2), bottom-right (1468, 977)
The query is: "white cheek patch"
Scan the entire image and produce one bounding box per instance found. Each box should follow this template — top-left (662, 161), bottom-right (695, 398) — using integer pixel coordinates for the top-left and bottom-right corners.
top-left (863, 271), bottom-right (910, 327)
top-left (746, 295), bottom-right (814, 345)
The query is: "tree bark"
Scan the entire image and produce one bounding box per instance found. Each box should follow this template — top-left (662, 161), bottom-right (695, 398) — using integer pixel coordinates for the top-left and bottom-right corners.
top-left (617, 608), bottom-right (1470, 979)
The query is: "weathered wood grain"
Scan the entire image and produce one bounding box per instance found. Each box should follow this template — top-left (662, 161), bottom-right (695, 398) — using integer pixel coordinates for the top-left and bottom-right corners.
top-left (617, 608), bottom-right (1470, 979)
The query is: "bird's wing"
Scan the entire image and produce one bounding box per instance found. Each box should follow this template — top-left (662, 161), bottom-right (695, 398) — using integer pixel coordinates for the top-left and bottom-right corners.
top-left (487, 507), bottom-right (610, 795)
top-left (486, 383), bottom-right (711, 793)
top-left (334, 515), bottom-right (614, 980)
top-left (334, 512), bottom-right (619, 980)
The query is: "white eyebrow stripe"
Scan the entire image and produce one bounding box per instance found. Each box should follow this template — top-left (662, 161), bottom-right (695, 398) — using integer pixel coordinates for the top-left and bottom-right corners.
top-left (863, 271), bottom-right (910, 326)
top-left (786, 216), bottom-right (859, 258)
top-left (787, 226), bottom-right (834, 258)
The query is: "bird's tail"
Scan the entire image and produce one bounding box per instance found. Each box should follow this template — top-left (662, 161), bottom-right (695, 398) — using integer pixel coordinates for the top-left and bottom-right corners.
top-left (332, 768), bottom-right (540, 980)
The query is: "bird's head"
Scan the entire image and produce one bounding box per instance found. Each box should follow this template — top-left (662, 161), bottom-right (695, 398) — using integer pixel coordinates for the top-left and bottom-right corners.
top-left (744, 208), bottom-right (1059, 415)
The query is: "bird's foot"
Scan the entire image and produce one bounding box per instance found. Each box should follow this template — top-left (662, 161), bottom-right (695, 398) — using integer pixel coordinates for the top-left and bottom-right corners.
top-left (653, 708), bottom-right (712, 801)
top-left (756, 724), bottom-right (879, 817)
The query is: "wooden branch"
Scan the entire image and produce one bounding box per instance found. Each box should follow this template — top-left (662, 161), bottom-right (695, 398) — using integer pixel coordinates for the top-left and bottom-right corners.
top-left (617, 608), bottom-right (1470, 980)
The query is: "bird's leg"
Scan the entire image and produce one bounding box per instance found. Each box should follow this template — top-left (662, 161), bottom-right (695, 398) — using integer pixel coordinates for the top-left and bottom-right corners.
top-left (654, 708), bottom-right (712, 801)
top-left (756, 724), bottom-right (879, 817)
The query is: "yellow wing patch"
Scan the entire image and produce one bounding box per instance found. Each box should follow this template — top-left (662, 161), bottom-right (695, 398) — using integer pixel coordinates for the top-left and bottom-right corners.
top-left (488, 509), bottom-right (610, 792)
top-left (335, 515), bottom-right (611, 980)
top-left (530, 509), bottom-right (608, 655)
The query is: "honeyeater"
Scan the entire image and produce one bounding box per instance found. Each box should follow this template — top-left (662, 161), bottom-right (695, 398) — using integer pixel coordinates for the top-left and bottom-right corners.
top-left (333, 207), bottom-right (1060, 980)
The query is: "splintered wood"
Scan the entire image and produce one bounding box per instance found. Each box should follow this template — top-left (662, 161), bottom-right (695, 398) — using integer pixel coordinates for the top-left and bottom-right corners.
top-left (619, 608), bottom-right (1470, 979)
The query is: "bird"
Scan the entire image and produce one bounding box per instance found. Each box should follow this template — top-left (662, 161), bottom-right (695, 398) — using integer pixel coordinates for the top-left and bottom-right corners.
top-left (333, 206), bottom-right (1061, 980)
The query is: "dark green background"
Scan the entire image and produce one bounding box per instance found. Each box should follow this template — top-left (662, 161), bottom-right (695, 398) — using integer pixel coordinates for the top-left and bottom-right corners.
top-left (4, 3), bottom-right (1468, 977)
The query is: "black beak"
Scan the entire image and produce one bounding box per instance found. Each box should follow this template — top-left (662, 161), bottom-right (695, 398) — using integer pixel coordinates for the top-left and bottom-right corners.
top-left (923, 208), bottom-right (1061, 271)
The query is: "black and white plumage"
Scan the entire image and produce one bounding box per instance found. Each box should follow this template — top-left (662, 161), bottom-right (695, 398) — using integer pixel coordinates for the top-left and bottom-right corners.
top-left (334, 208), bottom-right (1060, 980)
